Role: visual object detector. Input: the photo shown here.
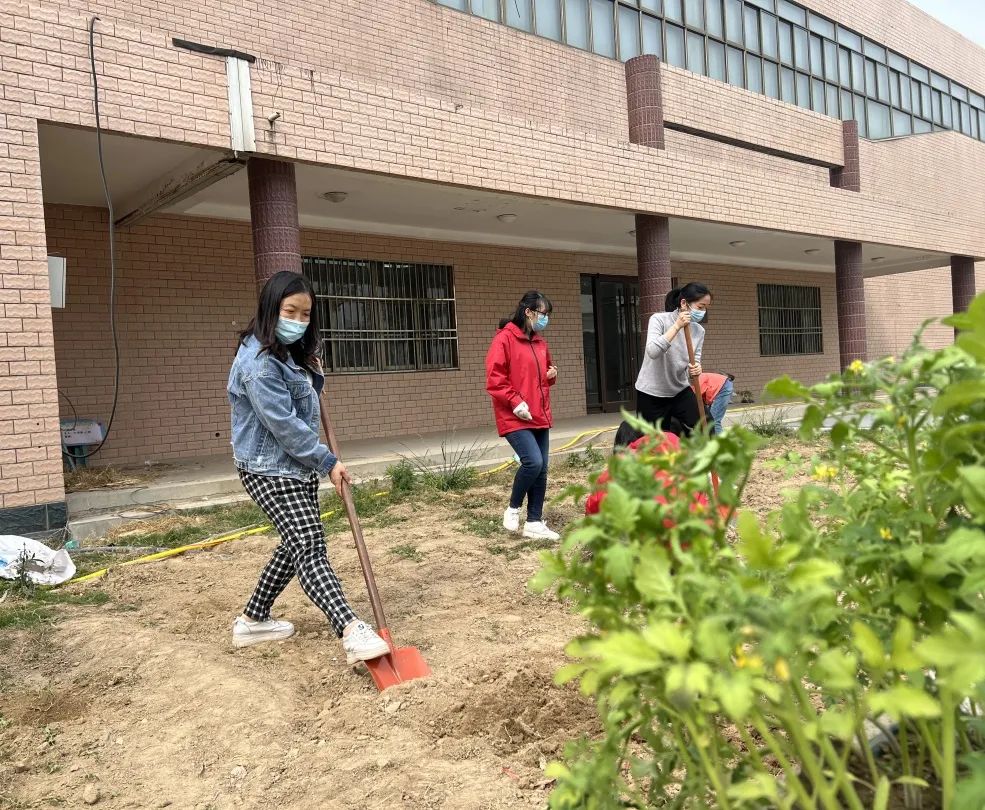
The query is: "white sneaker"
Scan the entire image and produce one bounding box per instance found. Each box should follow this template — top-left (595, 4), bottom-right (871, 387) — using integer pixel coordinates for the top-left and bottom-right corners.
top-left (523, 521), bottom-right (560, 541)
top-left (232, 616), bottom-right (295, 648)
top-left (342, 621), bottom-right (390, 666)
top-left (503, 506), bottom-right (521, 532)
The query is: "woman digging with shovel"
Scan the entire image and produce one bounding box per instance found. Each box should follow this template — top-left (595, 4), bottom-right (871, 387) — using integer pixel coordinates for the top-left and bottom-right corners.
top-left (226, 270), bottom-right (390, 666)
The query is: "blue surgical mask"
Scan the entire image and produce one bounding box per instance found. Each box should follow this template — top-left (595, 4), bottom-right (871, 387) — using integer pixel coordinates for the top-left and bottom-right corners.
top-left (532, 313), bottom-right (549, 332)
top-left (275, 317), bottom-right (309, 344)
top-left (689, 307), bottom-right (706, 324)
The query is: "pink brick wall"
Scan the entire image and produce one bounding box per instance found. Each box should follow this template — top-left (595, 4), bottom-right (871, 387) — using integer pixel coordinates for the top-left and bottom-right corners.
top-left (47, 205), bottom-right (840, 467)
top-left (865, 263), bottom-right (985, 357)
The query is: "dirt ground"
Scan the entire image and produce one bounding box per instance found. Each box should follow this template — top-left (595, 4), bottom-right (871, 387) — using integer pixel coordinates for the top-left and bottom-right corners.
top-left (0, 439), bottom-right (814, 810)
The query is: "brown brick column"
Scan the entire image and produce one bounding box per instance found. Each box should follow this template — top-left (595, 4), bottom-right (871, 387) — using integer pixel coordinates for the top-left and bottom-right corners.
top-left (248, 158), bottom-right (302, 286)
top-left (830, 120), bottom-right (860, 192)
top-left (834, 240), bottom-right (866, 368)
top-left (625, 55), bottom-right (670, 332)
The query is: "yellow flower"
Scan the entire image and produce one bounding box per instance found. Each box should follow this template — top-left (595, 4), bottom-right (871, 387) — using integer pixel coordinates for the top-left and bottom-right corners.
top-left (848, 359), bottom-right (865, 374)
top-left (734, 644), bottom-right (763, 671)
top-left (812, 464), bottom-right (838, 482)
top-left (774, 658), bottom-right (791, 682)
top-left (880, 527), bottom-right (892, 540)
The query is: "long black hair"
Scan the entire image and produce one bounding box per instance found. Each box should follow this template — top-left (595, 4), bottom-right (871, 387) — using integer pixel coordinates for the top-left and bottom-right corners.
top-left (239, 271), bottom-right (322, 370)
top-left (665, 282), bottom-right (713, 323)
top-left (498, 290), bottom-right (553, 334)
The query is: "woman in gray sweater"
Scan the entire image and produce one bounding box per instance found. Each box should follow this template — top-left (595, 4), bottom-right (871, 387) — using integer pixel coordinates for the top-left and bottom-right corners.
top-left (634, 282), bottom-right (713, 436)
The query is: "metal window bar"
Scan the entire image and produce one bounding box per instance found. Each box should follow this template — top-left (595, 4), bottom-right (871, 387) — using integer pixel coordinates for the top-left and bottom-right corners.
top-left (756, 283), bottom-right (823, 356)
top-left (303, 258), bottom-right (459, 374)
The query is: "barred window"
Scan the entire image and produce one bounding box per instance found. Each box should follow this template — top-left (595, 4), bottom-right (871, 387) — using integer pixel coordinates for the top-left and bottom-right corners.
top-left (757, 283), bottom-right (823, 356)
top-left (303, 257), bottom-right (459, 374)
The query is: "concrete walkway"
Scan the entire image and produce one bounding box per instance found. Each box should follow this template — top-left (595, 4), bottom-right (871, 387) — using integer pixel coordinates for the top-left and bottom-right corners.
top-left (66, 402), bottom-right (806, 540)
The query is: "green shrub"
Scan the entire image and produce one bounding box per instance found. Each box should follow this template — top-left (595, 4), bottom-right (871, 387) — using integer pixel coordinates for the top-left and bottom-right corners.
top-left (534, 293), bottom-right (985, 810)
top-left (400, 438), bottom-right (485, 492)
top-left (386, 460), bottom-right (418, 498)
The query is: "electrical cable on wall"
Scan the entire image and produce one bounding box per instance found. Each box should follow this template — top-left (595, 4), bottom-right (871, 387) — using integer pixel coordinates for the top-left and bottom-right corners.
top-left (64, 15), bottom-right (121, 461)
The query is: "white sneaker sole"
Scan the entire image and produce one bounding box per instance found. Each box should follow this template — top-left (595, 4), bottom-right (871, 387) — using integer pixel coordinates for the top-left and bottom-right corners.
top-left (345, 642), bottom-right (391, 666)
top-left (522, 528), bottom-right (560, 541)
top-left (232, 626), bottom-right (296, 649)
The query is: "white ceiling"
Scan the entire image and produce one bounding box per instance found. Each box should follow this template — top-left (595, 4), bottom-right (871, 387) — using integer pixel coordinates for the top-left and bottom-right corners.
top-left (37, 124), bottom-right (952, 276)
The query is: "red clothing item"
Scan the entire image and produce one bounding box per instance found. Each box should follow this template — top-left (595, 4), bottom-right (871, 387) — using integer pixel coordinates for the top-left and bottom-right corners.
top-left (485, 322), bottom-right (556, 436)
top-left (699, 372), bottom-right (728, 405)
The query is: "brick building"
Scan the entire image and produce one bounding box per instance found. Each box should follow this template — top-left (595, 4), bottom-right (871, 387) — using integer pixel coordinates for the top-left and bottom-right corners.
top-left (0, 0), bottom-right (982, 534)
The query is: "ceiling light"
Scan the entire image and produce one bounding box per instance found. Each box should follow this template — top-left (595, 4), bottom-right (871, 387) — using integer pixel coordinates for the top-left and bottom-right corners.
top-left (497, 213), bottom-right (518, 223)
top-left (729, 240), bottom-right (746, 248)
top-left (871, 256), bottom-right (885, 262)
top-left (804, 248), bottom-right (821, 255)
top-left (320, 191), bottom-right (348, 203)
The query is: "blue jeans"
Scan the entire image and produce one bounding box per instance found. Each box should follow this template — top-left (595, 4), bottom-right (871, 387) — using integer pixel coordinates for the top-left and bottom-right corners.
top-left (504, 428), bottom-right (550, 522)
top-left (708, 379), bottom-right (733, 435)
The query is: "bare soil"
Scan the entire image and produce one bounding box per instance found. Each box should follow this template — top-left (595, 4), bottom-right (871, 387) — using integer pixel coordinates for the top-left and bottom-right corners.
top-left (0, 440), bottom-right (811, 810)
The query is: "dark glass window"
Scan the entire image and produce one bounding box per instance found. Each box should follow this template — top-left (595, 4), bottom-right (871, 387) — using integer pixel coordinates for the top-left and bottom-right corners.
top-left (747, 54), bottom-right (763, 92)
top-left (913, 117), bottom-right (932, 134)
top-left (763, 59), bottom-right (779, 97)
top-left (471, 0), bottom-right (499, 21)
top-left (825, 83), bottom-right (838, 116)
top-left (705, 0), bottom-right (723, 37)
top-left (666, 23), bottom-right (686, 66)
top-left (757, 284), bottom-right (823, 356)
top-left (618, 4), bottom-right (641, 59)
top-left (507, 0), bottom-right (534, 31)
top-left (780, 66), bottom-right (795, 103)
top-left (776, 0), bottom-right (806, 26)
top-left (725, 0), bottom-right (743, 43)
top-left (708, 39), bottom-right (726, 79)
top-left (778, 20), bottom-right (793, 65)
top-left (822, 39), bottom-right (837, 81)
top-left (808, 12), bottom-right (835, 38)
top-left (760, 12), bottom-right (778, 59)
top-left (863, 39), bottom-right (886, 61)
top-left (876, 64), bottom-right (889, 102)
top-left (591, 0), bottom-right (616, 57)
top-left (306, 258), bottom-right (459, 374)
top-left (642, 14), bottom-right (662, 55)
top-left (686, 30), bottom-right (706, 72)
top-left (565, 0), bottom-right (590, 48)
top-left (744, 7), bottom-right (760, 52)
top-left (796, 71), bottom-right (809, 108)
top-left (665, 0), bottom-right (683, 22)
top-left (727, 45), bottom-right (744, 86)
top-left (793, 26), bottom-right (808, 71)
top-left (535, 0), bottom-right (562, 39)
top-left (837, 26), bottom-right (862, 51)
top-left (892, 109), bottom-right (912, 136)
top-left (867, 99), bottom-right (890, 138)
top-left (684, 0), bottom-right (704, 27)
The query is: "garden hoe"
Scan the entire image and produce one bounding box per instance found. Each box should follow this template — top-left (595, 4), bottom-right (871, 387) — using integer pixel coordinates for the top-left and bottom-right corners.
top-left (319, 397), bottom-right (431, 691)
top-left (684, 324), bottom-right (722, 501)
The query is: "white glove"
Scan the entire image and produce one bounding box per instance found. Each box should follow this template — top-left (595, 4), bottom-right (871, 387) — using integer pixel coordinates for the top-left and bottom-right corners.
top-left (513, 401), bottom-right (533, 421)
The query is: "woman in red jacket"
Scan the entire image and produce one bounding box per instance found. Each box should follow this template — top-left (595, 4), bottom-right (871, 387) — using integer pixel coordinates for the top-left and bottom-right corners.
top-left (485, 291), bottom-right (560, 541)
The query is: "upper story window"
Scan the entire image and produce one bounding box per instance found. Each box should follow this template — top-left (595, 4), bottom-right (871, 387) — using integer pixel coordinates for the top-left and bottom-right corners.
top-left (434, 0), bottom-right (985, 145)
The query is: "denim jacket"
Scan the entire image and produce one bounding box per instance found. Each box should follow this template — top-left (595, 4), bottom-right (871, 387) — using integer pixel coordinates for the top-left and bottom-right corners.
top-left (228, 335), bottom-right (337, 480)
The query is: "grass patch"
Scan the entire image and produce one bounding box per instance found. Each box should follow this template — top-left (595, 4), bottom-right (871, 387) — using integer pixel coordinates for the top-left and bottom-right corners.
top-left (64, 466), bottom-right (151, 493)
top-left (399, 437), bottom-right (487, 493)
top-left (746, 407), bottom-right (795, 438)
top-left (105, 500), bottom-right (268, 549)
top-left (389, 543), bottom-right (424, 562)
top-left (367, 512), bottom-right (408, 529)
top-left (0, 587), bottom-right (110, 632)
top-left (463, 515), bottom-right (502, 538)
top-left (565, 444), bottom-right (606, 469)
top-left (486, 537), bottom-right (559, 560)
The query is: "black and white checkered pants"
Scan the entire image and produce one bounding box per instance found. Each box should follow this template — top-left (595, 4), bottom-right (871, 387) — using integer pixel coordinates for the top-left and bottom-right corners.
top-left (239, 469), bottom-right (357, 637)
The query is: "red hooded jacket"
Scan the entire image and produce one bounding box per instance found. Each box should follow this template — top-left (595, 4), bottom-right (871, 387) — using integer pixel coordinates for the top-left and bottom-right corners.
top-left (485, 322), bottom-right (555, 436)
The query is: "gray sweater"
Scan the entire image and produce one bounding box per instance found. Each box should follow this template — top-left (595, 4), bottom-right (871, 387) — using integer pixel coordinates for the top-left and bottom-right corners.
top-left (634, 311), bottom-right (705, 398)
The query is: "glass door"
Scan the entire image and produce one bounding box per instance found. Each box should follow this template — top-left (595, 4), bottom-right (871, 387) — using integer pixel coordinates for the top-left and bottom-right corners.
top-left (580, 274), bottom-right (640, 413)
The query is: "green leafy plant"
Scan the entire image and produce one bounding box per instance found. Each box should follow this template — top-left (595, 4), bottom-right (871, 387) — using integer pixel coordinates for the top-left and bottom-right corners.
top-left (534, 293), bottom-right (985, 809)
top-left (386, 460), bottom-right (418, 498)
top-left (399, 437), bottom-right (486, 492)
top-left (746, 406), bottom-right (795, 438)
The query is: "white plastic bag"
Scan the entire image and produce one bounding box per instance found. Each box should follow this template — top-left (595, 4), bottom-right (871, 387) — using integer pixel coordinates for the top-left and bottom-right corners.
top-left (0, 535), bottom-right (76, 586)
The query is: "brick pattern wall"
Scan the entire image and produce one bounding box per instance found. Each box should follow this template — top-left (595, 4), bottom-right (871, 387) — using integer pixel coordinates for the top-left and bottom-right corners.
top-left (830, 121), bottom-right (860, 191)
top-left (865, 263), bottom-right (985, 357)
top-left (834, 240), bottom-right (866, 366)
top-left (47, 205), bottom-right (841, 466)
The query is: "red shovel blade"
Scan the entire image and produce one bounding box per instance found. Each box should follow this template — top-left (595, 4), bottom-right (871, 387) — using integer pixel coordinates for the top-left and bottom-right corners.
top-left (363, 629), bottom-right (431, 692)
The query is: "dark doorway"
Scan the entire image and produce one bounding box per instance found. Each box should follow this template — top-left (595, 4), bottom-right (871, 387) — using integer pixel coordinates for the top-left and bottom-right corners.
top-left (580, 274), bottom-right (640, 413)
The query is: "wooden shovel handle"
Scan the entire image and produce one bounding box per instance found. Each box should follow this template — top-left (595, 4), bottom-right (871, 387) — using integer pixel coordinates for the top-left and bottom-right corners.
top-left (683, 325), bottom-right (707, 430)
top-left (318, 396), bottom-right (388, 633)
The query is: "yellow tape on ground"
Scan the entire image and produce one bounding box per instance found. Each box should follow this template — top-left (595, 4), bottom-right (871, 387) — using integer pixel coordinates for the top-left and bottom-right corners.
top-left (63, 426), bottom-right (616, 587)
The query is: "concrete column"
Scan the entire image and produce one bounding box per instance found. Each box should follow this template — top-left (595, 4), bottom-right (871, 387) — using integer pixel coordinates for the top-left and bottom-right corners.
top-left (834, 240), bottom-right (867, 368)
top-left (830, 120), bottom-right (861, 192)
top-left (625, 55), bottom-right (670, 332)
top-left (247, 158), bottom-right (302, 286)
top-left (951, 256), bottom-right (976, 336)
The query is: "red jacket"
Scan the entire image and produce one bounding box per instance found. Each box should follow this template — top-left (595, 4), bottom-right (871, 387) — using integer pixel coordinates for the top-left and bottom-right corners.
top-left (485, 322), bottom-right (555, 436)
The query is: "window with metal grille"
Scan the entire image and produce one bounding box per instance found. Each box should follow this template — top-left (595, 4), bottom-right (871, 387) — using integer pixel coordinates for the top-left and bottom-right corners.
top-left (303, 257), bottom-right (459, 374)
top-left (757, 283), bottom-right (823, 356)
